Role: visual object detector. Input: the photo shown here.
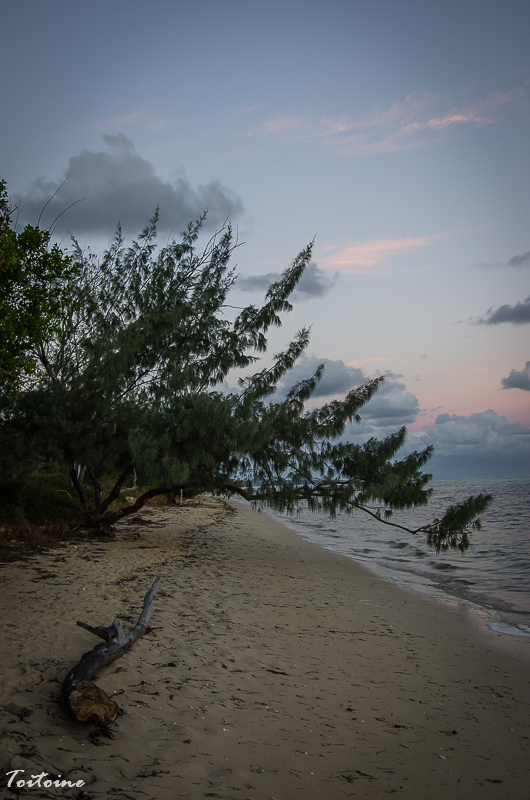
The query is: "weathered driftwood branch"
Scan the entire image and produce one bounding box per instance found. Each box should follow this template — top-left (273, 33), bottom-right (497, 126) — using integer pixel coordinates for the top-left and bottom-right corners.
top-left (61, 577), bottom-right (162, 725)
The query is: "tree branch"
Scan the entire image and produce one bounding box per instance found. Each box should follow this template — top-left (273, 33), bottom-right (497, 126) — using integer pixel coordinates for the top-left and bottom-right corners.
top-left (95, 464), bottom-right (135, 516)
top-left (61, 577), bottom-right (162, 724)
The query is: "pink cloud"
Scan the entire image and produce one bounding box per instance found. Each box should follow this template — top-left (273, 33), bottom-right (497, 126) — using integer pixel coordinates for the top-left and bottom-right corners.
top-left (253, 85), bottom-right (526, 156)
top-left (426, 113), bottom-right (492, 129)
top-left (320, 234), bottom-right (439, 273)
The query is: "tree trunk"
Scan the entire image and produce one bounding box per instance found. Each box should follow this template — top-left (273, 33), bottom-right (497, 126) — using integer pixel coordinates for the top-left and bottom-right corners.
top-left (69, 463), bottom-right (88, 509)
top-left (77, 462), bottom-right (86, 486)
top-left (69, 475), bottom-right (189, 533)
top-left (61, 577), bottom-right (162, 725)
top-left (86, 462), bottom-right (103, 507)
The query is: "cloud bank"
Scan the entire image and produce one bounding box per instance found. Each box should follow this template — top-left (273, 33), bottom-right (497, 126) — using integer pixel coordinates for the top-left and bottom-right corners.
top-left (408, 410), bottom-right (530, 478)
top-left (246, 353), bottom-right (529, 477)
top-left (474, 296), bottom-right (530, 325)
top-left (276, 355), bottom-right (420, 426)
top-left (502, 361), bottom-right (530, 391)
top-left (360, 380), bottom-right (420, 427)
top-left (17, 134), bottom-right (243, 235)
top-left (289, 361), bottom-right (530, 477)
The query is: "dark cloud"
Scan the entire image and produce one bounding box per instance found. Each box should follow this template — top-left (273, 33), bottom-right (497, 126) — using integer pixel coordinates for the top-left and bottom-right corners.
top-left (506, 251), bottom-right (530, 267)
top-left (341, 402), bottom-right (530, 478)
top-left (428, 408), bottom-right (529, 447)
top-left (273, 354), bottom-right (530, 478)
top-left (474, 295), bottom-right (530, 325)
top-left (361, 383), bottom-right (419, 426)
top-left (406, 410), bottom-right (530, 477)
top-left (339, 373), bottom-right (419, 434)
top-left (237, 262), bottom-right (336, 301)
top-left (501, 361), bottom-right (530, 391)
top-left (278, 357), bottom-right (420, 429)
top-left (278, 353), bottom-right (365, 398)
top-left (17, 133), bottom-right (243, 235)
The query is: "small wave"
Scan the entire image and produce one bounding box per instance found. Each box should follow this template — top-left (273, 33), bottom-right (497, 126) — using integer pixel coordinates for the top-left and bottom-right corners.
top-left (488, 622), bottom-right (530, 639)
top-left (269, 478), bottom-right (530, 639)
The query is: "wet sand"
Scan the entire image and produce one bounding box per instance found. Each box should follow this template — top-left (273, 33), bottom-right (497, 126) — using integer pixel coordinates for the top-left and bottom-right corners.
top-left (1, 497), bottom-right (529, 799)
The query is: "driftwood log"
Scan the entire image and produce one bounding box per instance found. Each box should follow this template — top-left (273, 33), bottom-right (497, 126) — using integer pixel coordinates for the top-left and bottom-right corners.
top-left (61, 577), bottom-right (162, 725)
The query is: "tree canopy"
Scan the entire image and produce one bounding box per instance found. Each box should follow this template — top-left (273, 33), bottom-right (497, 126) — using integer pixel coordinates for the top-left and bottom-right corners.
top-left (1, 199), bottom-right (492, 551)
top-left (0, 181), bottom-right (77, 387)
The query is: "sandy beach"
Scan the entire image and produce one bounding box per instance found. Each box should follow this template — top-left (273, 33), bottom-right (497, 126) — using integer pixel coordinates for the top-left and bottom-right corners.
top-left (1, 497), bottom-right (529, 800)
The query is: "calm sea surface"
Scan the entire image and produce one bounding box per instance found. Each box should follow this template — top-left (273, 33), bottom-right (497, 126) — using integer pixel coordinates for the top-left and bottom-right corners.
top-left (265, 477), bottom-right (530, 640)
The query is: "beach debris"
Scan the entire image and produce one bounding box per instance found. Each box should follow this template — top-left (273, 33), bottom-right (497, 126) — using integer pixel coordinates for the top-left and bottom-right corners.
top-left (339, 770), bottom-right (376, 782)
top-left (60, 577), bottom-right (162, 725)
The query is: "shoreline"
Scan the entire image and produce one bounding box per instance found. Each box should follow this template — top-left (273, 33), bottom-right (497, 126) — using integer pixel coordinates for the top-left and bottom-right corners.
top-left (1, 497), bottom-right (529, 799)
top-left (236, 499), bottom-right (530, 666)
top-left (262, 504), bottom-right (530, 647)
top-left (256, 483), bottom-right (530, 641)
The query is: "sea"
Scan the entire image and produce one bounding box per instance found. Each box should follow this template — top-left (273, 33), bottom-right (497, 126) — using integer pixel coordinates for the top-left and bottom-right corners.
top-left (264, 477), bottom-right (530, 641)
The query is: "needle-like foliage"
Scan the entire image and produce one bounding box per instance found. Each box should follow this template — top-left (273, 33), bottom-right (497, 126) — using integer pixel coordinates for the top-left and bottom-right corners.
top-left (1, 209), bottom-right (492, 549)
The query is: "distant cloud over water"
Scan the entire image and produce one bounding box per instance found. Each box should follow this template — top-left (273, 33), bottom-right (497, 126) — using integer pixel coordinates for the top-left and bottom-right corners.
top-left (277, 356), bottom-right (530, 477)
top-left (409, 409), bottom-right (530, 477)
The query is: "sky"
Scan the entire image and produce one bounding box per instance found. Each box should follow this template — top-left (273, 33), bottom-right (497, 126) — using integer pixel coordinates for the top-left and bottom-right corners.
top-left (2, 0), bottom-right (529, 477)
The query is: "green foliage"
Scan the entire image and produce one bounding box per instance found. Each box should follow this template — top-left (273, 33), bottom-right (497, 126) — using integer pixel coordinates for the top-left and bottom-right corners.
top-left (0, 465), bottom-right (151, 560)
top-left (1, 203), bottom-right (492, 548)
top-left (424, 494), bottom-right (492, 553)
top-left (0, 465), bottom-right (143, 524)
top-left (0, 466), bottom-right (81, 523)
top-left (0, 181), bottom-right (78, 386)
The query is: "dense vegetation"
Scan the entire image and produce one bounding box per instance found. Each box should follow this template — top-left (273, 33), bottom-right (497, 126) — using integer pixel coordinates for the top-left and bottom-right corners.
top-left (0, 180), bottom-right (78, 387)
top-left (0, 182), bottom-right (492, 552)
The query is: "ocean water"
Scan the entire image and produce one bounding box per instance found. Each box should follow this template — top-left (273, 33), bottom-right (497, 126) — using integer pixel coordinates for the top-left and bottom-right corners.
top-left (266, 477), bottom-right (530, 640)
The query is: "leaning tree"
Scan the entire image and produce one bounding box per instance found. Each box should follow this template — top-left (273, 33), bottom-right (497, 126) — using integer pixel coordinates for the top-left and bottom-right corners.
top-left (3, 208), bottom-right (491, 551)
